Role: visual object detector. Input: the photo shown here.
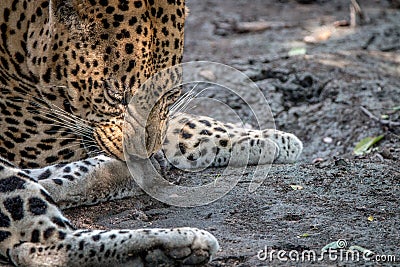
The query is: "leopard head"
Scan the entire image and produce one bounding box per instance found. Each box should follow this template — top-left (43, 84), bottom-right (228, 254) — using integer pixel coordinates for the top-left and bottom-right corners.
top-left (32, 0), bottom-right (185, 161)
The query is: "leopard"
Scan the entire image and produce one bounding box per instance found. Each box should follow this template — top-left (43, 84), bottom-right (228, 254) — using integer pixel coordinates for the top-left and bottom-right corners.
top-left (0, 0), bottom-right (303, 266)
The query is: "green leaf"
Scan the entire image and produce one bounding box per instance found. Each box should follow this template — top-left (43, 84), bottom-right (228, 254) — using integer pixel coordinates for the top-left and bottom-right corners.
top-left (290, 184), bottom-right (303, 190)
top-left (288, 47), bottom-right (306, 56)
top-left (297, 233), bottom-right (310, 238)
top-left (353, 135), bottom-right (384, 156)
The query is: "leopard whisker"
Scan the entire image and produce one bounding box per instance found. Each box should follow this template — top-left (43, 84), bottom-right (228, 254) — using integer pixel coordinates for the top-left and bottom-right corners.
top-left (6, 89), bottom-right (95, 143)
top-left (170, 85), bottom-right (211, 117)
top-left (37, 115), bottom-right (91, 129)
top-left (39, 119), bottom-right (92, 131)
top-left (83, 144), bottom-right (103, 151)
top-left (56, 143), bottom-right (83, 152)
top-left (169, 82), bottom-right (199, 114)
top-left (37, 122), bottom-right (94, 140)
top-left (53, 137), bottom-right (83, 141)
top-left (12, 90), bottom-right (92, 127)
top-left (25, 105), bottom-right (93, 134)
top-left (171, 84), bottom-right (206, 114)
top-left (37, 125), bottom-right (95, 142)
top-left (38, 106), bottom-right (92, 130)
top-left (18, 105), bottom-right (89, 134)
top-left (81, 144), bottom-right (103, 157)
top-left (47, 103), bottom-right (92, 126)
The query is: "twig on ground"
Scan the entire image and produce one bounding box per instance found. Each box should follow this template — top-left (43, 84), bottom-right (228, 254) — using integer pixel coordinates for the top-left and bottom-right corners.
top-left (372, 153), bottom-right (385, 162)
top-left (350, 0), bottom-right (370, 27)
top-left (234, 21), bottom-right (292, 33)
top-left (350, 3), bottom-right (357, 27)
top-left (360, 106), bottom-right (400, 127)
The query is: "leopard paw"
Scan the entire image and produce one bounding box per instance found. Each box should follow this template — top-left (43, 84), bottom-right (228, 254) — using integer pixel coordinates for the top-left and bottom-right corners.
top-left (9, 228), bottom-right (219, 267)
top-left (143, 228), bottom-right (219, 266)
top-left (263, 129), bottom-right (303, 163)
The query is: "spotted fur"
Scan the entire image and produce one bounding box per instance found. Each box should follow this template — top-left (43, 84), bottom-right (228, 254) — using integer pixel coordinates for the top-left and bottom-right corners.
top-left (0, 0), bottom-right (301, 266)
top-left (164, 113), bottom-right (302, 170)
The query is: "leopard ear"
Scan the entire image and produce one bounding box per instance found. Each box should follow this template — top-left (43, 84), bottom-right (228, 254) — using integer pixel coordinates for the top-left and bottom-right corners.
top-left (49, 0), bottom-right (88, 24)
top-left (69, 0), bottom-right (90, 20)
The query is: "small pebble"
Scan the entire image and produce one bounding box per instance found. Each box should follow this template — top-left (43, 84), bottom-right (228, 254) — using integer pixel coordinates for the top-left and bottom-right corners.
top-left (312, 157), bottom-right (325, 164)
top-left (199, 70), bottom-right (216, 81)
top-left (381, 148), bottom-right (392, 159)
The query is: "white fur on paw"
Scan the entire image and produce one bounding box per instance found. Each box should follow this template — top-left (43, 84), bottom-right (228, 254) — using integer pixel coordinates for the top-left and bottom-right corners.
top-left (143, 228), bottom-right (219, 266)
top-left (263, 130), bottom-right (303, 163)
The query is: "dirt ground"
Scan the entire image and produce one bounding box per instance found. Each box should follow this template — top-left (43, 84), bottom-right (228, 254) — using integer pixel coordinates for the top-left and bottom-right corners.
top-left (65, 1), bottom-right (400, 266)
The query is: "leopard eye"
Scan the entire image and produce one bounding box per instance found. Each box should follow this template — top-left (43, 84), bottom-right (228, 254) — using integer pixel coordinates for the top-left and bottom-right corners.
top-left (121, 90), bottom-right (129, 106)
top-left (103, 80), bottom-right (124, 104)
top-left (107, 88), bottom-right (123, 101)
top-left (165, 88), bottom-right (180, 103)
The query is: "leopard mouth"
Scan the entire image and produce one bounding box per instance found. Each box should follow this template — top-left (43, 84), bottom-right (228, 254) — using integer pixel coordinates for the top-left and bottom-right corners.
top-left (93, 122), bottom-right (125, 160)
top-left (122, 121), bottom-right (165, 160)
